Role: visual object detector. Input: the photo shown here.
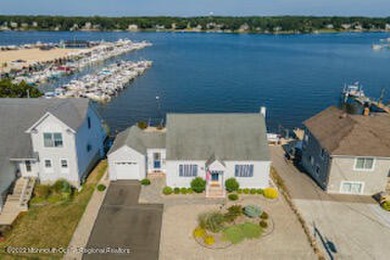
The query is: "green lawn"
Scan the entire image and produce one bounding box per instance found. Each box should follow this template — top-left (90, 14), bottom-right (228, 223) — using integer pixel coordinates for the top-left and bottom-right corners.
top-left (0, 160), bottom-right (107, 259)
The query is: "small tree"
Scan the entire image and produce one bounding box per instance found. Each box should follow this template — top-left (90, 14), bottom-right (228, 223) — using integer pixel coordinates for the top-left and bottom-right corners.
top-left (137, 121), bottom-right (148, 130)
top-left (191, 177), bottom-right (206, 193)
top-left (225, 178), bottom-right (239, 192)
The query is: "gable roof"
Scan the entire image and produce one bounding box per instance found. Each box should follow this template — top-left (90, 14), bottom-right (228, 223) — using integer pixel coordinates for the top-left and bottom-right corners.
top-left (304, 106), bottom-right (390, 157)
top-left (165, 113), bottom-right (270, 161)
top-left (0, 98), bottom-right (90, 160)
top-left (108, 126), bottom-right (166, 155)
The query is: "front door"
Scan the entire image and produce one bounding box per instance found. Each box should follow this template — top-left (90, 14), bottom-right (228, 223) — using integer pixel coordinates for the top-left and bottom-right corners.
top-left (153, 152), bottom-right (161, 169)
top-left (210, 171), bottom-right (223, 187)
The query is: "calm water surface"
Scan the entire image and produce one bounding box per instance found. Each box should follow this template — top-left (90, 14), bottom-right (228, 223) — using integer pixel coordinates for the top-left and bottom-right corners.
top-left (1, 31), bottom-right (390, 133)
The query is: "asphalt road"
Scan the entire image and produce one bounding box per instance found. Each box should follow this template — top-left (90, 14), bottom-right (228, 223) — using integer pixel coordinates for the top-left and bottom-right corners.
top-left (84, 181), bottom-right (164, 260)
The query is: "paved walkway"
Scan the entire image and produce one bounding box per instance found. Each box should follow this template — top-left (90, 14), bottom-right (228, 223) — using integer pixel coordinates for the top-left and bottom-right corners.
top-left (271, 146), bottom-right (390, 260)
top-left (64, 171), bottom-right (110, 260)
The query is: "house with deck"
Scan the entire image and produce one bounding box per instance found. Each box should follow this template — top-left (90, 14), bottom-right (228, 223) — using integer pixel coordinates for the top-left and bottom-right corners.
top-left (108, 110), bottom-right (271, 197)
top-left (0, 98), bottom-right (107, 213)
top-left (301, 106), bottom-right (390, 195)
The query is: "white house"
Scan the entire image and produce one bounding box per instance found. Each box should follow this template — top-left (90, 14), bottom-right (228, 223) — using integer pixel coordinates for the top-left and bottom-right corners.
top-left (108, 111), bottom-right (271, 197)
top-left (0, 98), bottom-right (107, 210)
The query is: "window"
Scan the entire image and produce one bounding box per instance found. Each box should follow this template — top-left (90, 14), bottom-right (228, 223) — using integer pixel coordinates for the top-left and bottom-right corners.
top-left (88, 117), bottom-right (91, 129)
top-left (43, 133), bottom-right (63, 147)
top-left (25, 161), bottom-right (32, 172)
top-left (179, 164), bottom-right (198, 177)
top-left (44, 159), bottom-right (52, 168)
top-left (304, 134), bottom-right (309, 143)
top-left (86, 143), bottom-right (92, 152)
top-left (320, 149), bottom-right (326, 159)
top-left (235, 165), bottom-right (254, 177)
top-left (355, 158), bottom-right (374, 170)
top-left (310, 156), bottom-right (314, 166)
top-left (61, 159), bottom-right (68, 168)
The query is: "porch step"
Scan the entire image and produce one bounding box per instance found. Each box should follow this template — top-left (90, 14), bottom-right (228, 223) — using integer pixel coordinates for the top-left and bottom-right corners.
top-left (0, 177), bottom-right (36, 225)
top-left (206, 187), bottom-right (225, 198)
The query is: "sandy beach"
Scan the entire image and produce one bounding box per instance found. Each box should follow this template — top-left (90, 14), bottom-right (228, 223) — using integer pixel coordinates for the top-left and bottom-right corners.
top-left (0, 47), bottom-right (89, 72)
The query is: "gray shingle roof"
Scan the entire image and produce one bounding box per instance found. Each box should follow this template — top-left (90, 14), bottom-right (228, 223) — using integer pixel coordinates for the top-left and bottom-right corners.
top-left (304, 106), bottom-right (390, 157)
top-left (165, 113), bottom-right (270, 161)
top-left (108, 126), bottom-right (166, 155)
top-left (0, 98), bottom-right (90, 160)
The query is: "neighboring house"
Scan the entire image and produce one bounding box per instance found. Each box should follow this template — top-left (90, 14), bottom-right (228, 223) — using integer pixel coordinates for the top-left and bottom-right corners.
top-left (0, 98), bottom-right (107, 210)
top-left (301, 106), bottom-right (390, 195)
top-left (108, 111), bottom-right (271, 197)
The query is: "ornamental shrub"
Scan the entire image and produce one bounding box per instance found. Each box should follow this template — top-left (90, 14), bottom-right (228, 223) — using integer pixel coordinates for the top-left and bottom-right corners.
top-left (228, 193), bottom-right (239, 201)
top-left (240, 222), bottom-right (262, 239)
top-left (198, 212), bottom-right (225, 233)
top-left (237, 189), bottom-right (243, 194)
top-left (191, 177), bottom-right (206, 193)
top-left (174, 187), bottom-right (180, 194)
top-left (140, 178), bottom-right (151, 186)
top-left (225, 178), bottom-right (240, 192)
top-left (180, 187), bottom-right (188, 194)
top-left (256, 189), bottom-right (263, 195)
top-left (193, 227), bottom-right (207, 238)
top-left (260, 211), bottom-right (269, 220)
top-left (52, 179), bottom-right (72, 194)
top-left (250, 188), bottom-right (257, 194)
top-left (187, 188), bottom-right (193, 194)
top-left (97, 184), bottom-right (106, 192)
top-left (222, 225), bottom-right (245, 244)
top-left (244, 205), bottom-right (262, 218)
top-left (224, 205), bottom-right (243, 223)
top-left (162, 186), bottom-right (173, 195)
top-left (382, 201), bottom-right (390, 211)
top-left (137, 121), bottom-right (148, 129)
top-left (243, 188), bottom-right (250, 194)
top-left (263, 188), bottom-right (278, 199)
top-left (259, 220), bottom-right (268, 229)
top-left (204, 235), bottom-right (215, 246)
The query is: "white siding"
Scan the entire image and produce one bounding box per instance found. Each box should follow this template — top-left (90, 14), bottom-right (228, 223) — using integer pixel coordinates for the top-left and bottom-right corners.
top-left (74, 107), bottom-right (106, 181)
top-left (17, 161), bottom-right (39, 177)
top-left (146, 149), bottom-right (166, 173)
top-left (166, 160), bottom-right (206, 187)
top-left (108, 146), bottom-right (146, 180)
top-left (30, 114), bottom-right (80, 186)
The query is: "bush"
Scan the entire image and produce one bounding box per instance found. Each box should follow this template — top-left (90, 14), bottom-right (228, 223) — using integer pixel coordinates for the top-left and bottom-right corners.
top-left (180, 187), bottom-right (188, 194)
top-left (140, 179), bottom-right (151, 186)
top-left (34, 184), bottom-right (50, 198)
top-left (97, 184), bottom-right (106, 192)
top-left (260, 211), bottom-right (269, 220)
top-left (263, 188), bottom-right (278, 199)
top-left (228, 193), bottom-right (239, 201)
top-left (250, 188), bottom-right (257, 194)
top-left (224, 205), bottom-right (242, 223)
top-left (193, 227), bottom-right (207, 238)
top-left (187, 188), bottom-right (193, 194)
top-left (52, 179), bottom-right (72, 194)
top-left (240, 222), bottom-right (263, 239)
top-left (198, 212), bottom-right (225, 233)
top-left (222, 225), bottom-right (245, 244)
top-left (382, 201), bottom-right (390, 211)
top-left (137, 121), bottom-right (148, 129)
top-left (244, 205), bottom-right (262, 218)
top-left (243, 188), bottom-right (250, 194)
top-left (204, 235), bottom-right (215, 245)
top-left (259, 220), bottom-right (268, 228)
top-left (225, 178), bottom-right (240, 192)
top-left (237, 189), bottom-right (243, 194)
top-left (256, 189), bottom-right (263, 195)
top-left (174, 187), bottom-right (180, 194)
top-left (163, 186), bottom-right (173, 195)
top-left (191, 177), bottom-right (206, 193)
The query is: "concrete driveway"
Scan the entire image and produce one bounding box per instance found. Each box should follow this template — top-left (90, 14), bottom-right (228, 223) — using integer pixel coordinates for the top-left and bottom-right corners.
top-left (84, 181), bottom-right (163, 260)
top-left (271, 146), bottom-right (390, 260)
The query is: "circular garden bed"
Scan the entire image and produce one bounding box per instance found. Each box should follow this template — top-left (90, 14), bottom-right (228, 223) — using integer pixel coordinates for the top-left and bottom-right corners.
top-left (193, 204), bottom-right (274, 249)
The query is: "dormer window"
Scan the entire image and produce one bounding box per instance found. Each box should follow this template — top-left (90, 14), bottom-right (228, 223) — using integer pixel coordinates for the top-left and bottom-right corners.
top-left (44, 132), bottom-right (63, 147)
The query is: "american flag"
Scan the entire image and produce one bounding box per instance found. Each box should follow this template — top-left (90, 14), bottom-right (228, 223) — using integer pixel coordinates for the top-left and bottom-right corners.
top-left (206, 170), bottom-right (211, 181)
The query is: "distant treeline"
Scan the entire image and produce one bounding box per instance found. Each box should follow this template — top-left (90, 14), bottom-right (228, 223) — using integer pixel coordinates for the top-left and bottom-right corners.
top-left (0, 79), bottom-right (43, 98)
top-left (1, 15), bottom-right (390, 33)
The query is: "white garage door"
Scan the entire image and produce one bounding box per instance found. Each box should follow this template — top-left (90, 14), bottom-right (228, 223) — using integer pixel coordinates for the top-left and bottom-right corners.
top-left (115, 161), bottom-right (140, 180)
top-left (340, 181), bottom-right (364, 194)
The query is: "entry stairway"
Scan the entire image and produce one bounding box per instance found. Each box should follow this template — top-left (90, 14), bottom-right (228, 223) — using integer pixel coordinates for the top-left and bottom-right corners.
top-left (0, 177), bottom-right (36, 225)
top-left (206, 185), bottom-right (225, 198)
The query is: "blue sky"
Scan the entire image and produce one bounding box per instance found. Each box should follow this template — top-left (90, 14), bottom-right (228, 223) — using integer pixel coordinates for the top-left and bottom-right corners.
top-left (1, 0), bottom-right (390, 17)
